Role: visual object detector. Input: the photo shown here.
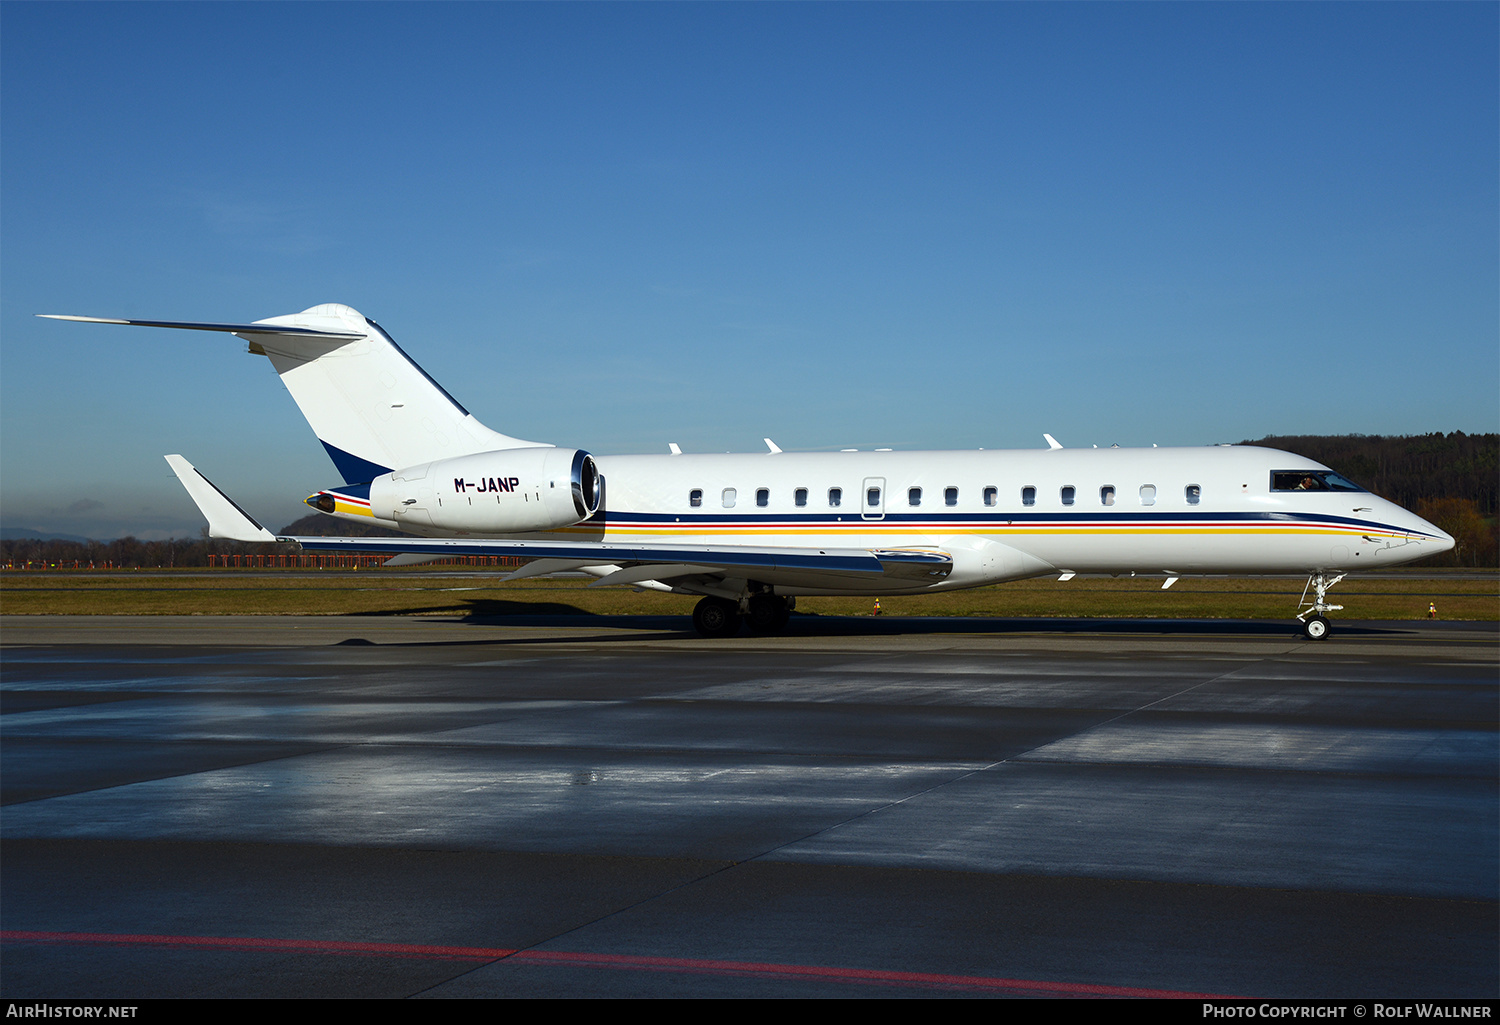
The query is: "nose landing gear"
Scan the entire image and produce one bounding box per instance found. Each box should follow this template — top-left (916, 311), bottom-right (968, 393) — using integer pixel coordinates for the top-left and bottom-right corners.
top-left (1296, 573), bottom-right (1345, 640)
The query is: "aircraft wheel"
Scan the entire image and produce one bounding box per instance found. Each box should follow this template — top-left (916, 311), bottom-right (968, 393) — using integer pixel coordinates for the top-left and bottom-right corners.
top-left (746, 595), bottom-right (790, 633)
top-left (1303, 615), bottom-right (1331, 640)
top-left (693, 597), bottom-right (742, 637)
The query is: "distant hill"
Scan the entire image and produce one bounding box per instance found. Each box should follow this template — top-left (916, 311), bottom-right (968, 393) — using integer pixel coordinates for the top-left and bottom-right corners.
top-left (276, 513), bottom-right (406, 538)
top-left (0, 527), bottom-right (92, 543)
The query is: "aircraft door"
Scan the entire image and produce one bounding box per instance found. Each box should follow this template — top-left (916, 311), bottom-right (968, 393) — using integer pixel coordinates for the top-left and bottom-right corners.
top-left (862, 477), bottom-right (886, 520)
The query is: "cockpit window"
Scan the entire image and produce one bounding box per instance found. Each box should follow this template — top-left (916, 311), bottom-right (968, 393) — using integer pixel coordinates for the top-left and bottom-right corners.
top-left (1271, 471), bottom-right (1366, 493)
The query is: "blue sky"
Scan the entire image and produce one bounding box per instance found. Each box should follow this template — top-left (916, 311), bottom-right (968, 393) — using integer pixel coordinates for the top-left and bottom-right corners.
top-left (3, 2), bottom-right (1496, 539)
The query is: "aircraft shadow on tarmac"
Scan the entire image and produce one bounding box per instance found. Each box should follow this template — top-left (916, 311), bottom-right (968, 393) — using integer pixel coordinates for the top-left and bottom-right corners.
top-left (441, 609), bottom-right (1426, 638)
top-left (311, 595), bottom-right (1483, 646)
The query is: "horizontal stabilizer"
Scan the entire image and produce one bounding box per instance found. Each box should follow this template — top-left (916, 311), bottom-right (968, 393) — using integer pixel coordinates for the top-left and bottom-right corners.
top-left (39, 314), bottom-right (364, 341)
top-left (164, 455), bottom-right (276, 542)
top-left (44, 305), bottom-right (548, 483)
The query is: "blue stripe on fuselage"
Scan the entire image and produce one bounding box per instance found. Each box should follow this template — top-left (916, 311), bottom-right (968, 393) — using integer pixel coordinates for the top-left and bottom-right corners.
top-left (570, 509), bottom-right (1432, 537)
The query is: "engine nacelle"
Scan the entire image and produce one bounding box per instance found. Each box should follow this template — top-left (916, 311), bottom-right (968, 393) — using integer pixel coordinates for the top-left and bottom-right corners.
top-left (369, 448), bottom-right (600, 533)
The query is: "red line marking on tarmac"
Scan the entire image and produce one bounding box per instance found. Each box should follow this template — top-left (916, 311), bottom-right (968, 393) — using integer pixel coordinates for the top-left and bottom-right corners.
top-left (2, 930), bottom-right (1238, 997)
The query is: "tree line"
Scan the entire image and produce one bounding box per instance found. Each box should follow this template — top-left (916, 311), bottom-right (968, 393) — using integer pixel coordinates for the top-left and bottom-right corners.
top-left (1244, 432), bottom-right (1496, 516)
top-left (1243, 433), bottom-right (1497, 567)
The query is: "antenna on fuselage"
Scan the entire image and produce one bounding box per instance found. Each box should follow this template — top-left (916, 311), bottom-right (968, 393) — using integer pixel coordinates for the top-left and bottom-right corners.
top-left (1043, 434), bottom-right (1063, 450)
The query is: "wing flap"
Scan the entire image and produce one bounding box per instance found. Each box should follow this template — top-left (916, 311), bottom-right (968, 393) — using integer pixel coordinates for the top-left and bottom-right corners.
top-left (589, 563), bottom-right (725, 587)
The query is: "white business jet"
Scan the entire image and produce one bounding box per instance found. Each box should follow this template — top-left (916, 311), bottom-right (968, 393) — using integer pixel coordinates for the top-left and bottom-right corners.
top-left (41, 304), bottom-right (1454, 638)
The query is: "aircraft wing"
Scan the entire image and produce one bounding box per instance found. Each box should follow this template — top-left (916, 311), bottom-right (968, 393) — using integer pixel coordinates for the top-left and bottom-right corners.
top-left (164, 455), bottom-right (951, 583)
top-left (286, 533), bottom-right (951, 580)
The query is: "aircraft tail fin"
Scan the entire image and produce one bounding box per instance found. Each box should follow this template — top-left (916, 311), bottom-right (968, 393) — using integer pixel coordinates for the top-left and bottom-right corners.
top-left (44, 305), bottom-right (549, 483)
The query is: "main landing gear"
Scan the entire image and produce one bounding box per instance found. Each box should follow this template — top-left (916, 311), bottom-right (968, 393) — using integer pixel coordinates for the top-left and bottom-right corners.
top-left (692, 597), bottom-right (740, 637)
top-left (746, 594), bottom-right (792, 633)
top-left (692, 594), bottom-right (793, 637)
top-left (1296, 572), bottom-right (1345, 640)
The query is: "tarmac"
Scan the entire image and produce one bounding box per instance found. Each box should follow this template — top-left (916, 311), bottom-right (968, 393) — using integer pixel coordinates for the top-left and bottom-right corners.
top-left (1, 614), bottom-right (1495, 997)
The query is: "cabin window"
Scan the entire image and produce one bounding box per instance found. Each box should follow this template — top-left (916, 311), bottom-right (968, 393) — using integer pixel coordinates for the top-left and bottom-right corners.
top-left (945, 487), bottom-right (958, 506)
top-left (722, 488), bottom-right (736, 508)
top-left (1140, 484), bottom-right (1157, 506)
top-left (983, 486), bottom-right (998, 507)
top-left (1185, 484), bottom-right (1201, 505)
top-left (908, 487), bottom-right (922, 506)
top-left (689, 489), bottom-right (702, 508)
top-left (867, 487), bottom-right (881, 507)
top-left (795, 488), bottom-right (808, 507)
top-left (1021, 486), bottom-right (1036, 507)
top-left (1271, 470), bottom-right (1366, 492)
top-left (828, 487), bottom-right (842, 507)
top-left (756, 488), bottom-right (769, 508)
top-left (1101, 486), bottom-right (1116, 506)
top-left (1061, 485), bottom-right (1076, 507)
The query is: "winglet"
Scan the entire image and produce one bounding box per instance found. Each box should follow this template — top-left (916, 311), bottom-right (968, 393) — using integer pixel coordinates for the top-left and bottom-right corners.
top-left (164, 455), bottom-right (277, 542)
top-left (1043, 434), bottom-right (1063, 450)
top-left (764, 438), bottom-right (783, 454)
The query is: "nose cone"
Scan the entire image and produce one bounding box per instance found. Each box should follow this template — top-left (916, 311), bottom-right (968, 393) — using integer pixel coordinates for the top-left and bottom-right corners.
top-left (1405, 508), bottom-right (1455, 555)
top-left (1429, 523), bottom-right (1457, 555)
top-left (1360, 499), bottom-right (1457, 567)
